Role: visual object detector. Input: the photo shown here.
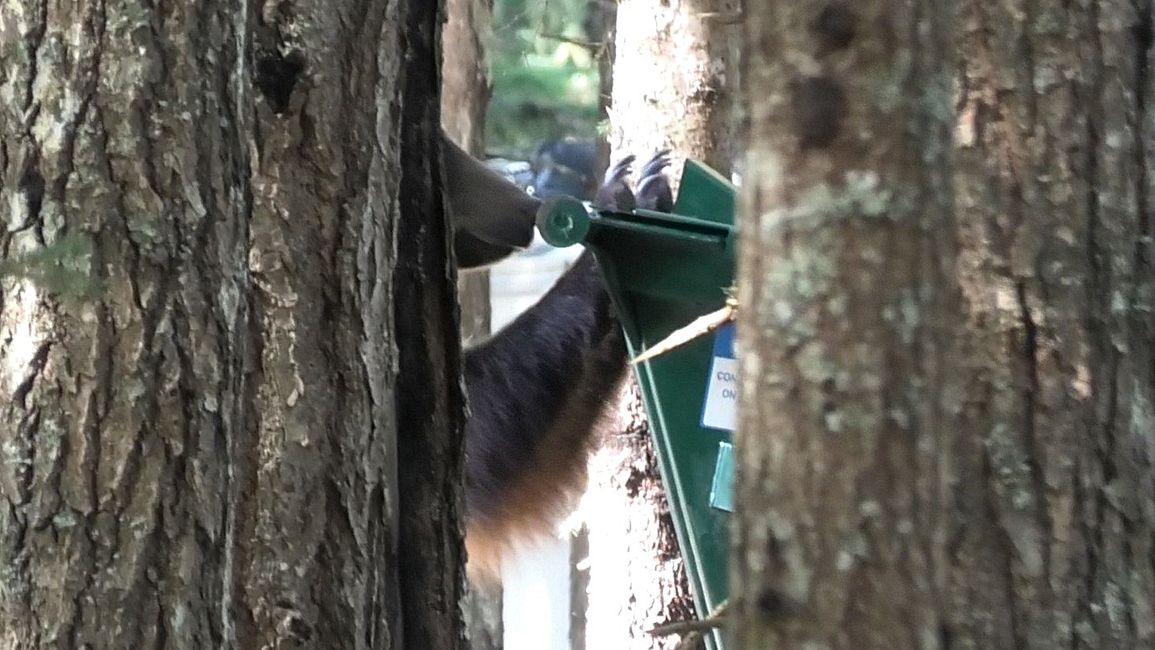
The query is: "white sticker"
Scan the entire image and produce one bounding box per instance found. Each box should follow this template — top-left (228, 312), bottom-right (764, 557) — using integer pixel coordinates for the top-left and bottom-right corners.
top-left (701, 323), bottom-right (737, 431)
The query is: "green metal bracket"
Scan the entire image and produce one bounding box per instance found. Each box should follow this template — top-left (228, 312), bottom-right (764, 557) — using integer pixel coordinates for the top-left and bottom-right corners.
top-left (538, 160), bottom-right (738, 648)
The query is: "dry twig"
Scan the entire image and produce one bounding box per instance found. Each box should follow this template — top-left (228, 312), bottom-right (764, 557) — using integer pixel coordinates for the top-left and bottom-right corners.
top-left (631, 299), bottom-right (737, 365)
top-left (649, 598), bottom-right (731, 650)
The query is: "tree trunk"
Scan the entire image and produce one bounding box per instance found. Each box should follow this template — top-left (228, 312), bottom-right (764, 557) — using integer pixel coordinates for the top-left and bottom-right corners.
top-left (584, 0), bottom-right (739, 646)
top-left (584, 384), bottom-right (697, 649)
top-left (441, 0), bottom-right (492, 157)
top-left (0, 1), bottom-right (466, 648)
top-left (393, 1), bottom-right (470, 647)
top-left (606, 0), bottom-right (740, 174)
top-left (441, 0), bottom-right (503, 646)
top-left (944, 1), bottom-right (1154, 645)
top-left (590, 0), bottom-right (618, 175)
top-left (733, 1), bottom-right (1154, 648)
top-left (442, 0), bottom-right (494, 358)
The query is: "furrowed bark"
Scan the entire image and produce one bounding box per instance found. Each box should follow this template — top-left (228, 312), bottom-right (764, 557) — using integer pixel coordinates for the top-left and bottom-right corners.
top-left (734, 1), bottom-right (1154, 648)
top-left (0, 1), bottom-right (463, 647)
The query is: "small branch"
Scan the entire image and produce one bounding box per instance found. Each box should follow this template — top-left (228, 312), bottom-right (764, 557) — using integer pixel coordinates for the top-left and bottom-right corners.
top-left (650, 614), bottom-right (726, 636)
top-left (631, 300), bottom-right (736, 365)
top-left (649, 599), bottom-right (731, 650)
top-left (693, 10), bottom-right (744, 24)
top-left (536, 32), bottom-right (603, 49)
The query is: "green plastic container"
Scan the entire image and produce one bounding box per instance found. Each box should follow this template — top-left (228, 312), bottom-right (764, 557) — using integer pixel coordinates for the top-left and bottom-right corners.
top-left (538, 160), bottom-right (737, 648)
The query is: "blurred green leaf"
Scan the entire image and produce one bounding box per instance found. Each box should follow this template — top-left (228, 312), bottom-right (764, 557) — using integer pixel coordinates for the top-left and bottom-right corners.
top-left (487, 0), bottom-right (600, 157)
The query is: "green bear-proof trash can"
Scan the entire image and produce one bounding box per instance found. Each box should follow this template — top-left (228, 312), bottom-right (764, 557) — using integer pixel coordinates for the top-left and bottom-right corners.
top-left (538, 160), bottom-right (737, 649)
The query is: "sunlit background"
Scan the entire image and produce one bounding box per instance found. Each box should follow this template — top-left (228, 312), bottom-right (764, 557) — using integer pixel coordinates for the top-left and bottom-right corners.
top-left (481, 2), bottom-right (614, 648)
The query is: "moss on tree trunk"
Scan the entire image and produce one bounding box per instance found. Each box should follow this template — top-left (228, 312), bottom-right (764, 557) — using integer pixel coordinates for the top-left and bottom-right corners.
top-left (733, 1), bottom-right (1154, 647)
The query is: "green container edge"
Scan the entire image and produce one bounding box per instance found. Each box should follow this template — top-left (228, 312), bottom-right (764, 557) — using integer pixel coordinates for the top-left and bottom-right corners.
top-left (536, 159), bottom-right (739, 650)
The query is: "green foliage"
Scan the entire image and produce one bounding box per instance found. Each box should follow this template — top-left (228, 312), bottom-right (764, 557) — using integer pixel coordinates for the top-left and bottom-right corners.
top-left (486, 0), bottom-right (600, 157)
top-left (0, 232), bottom-right (101, 299)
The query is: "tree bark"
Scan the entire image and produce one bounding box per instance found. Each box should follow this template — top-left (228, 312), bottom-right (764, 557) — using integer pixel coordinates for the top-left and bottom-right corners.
top-left (583, 1), bottom-right (739, 646)
top-left (606, 0), bottom-right (740, 175)
top-left (0, 1), bottom-right (465, 648)
top-left (442, 0), bottom-right (494, 358)
top-left (584, 384), bottom-right (697, 649)
top-left (733, 1), bottom-right (955, 645)
top-left (440, 0), bottom-right (503, 646)
top-left (734, 1), bottom-right (1154, 648)
top-left (393, 3), bottom-right (470, 649)
top-left (441, 0), bottom-right (492, 157)
top-left (944, 1), bottom-right (1154, 646)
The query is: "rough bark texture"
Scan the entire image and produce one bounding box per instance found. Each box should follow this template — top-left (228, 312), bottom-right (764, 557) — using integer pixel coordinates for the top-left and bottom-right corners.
top-left (0, 1), bottom-right (465, 648)
top-left (734, 2), bottom-right (955, 646)
top-left (461, 578), bottom-right (503, 650)
top-left (734, 1), bottom-right (1154, 648)
top-left (945, 1), bottom-right (1155, 646)
top-left (442, 0), bottom-right (494, 360)
top-left (440, 0), bottom-right (503, 646)
top-left (393, 2), bottom-right (469, 648)
top-left (583, 0), bottom-right (739, 646)
top-left (584, 383), bottom-right (696, 649)
top-left (590, 0), bottom-right (618, 175)
top-left (607, 0), bottom-right (740, 176)
top-left (441, 0), bottom-right (492, 157)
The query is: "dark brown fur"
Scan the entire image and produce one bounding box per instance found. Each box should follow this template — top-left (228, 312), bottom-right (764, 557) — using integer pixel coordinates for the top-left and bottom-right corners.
top-left (457, 151), bottom-right (673, 578)
top-left (463, 253), bottom-right (626, 575)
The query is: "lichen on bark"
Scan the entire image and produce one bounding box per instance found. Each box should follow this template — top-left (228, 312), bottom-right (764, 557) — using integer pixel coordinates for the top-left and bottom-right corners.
top-left (0, 1), bottom-right (466, 647)
top-left (734, 1), bottom-right (1155, 648)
